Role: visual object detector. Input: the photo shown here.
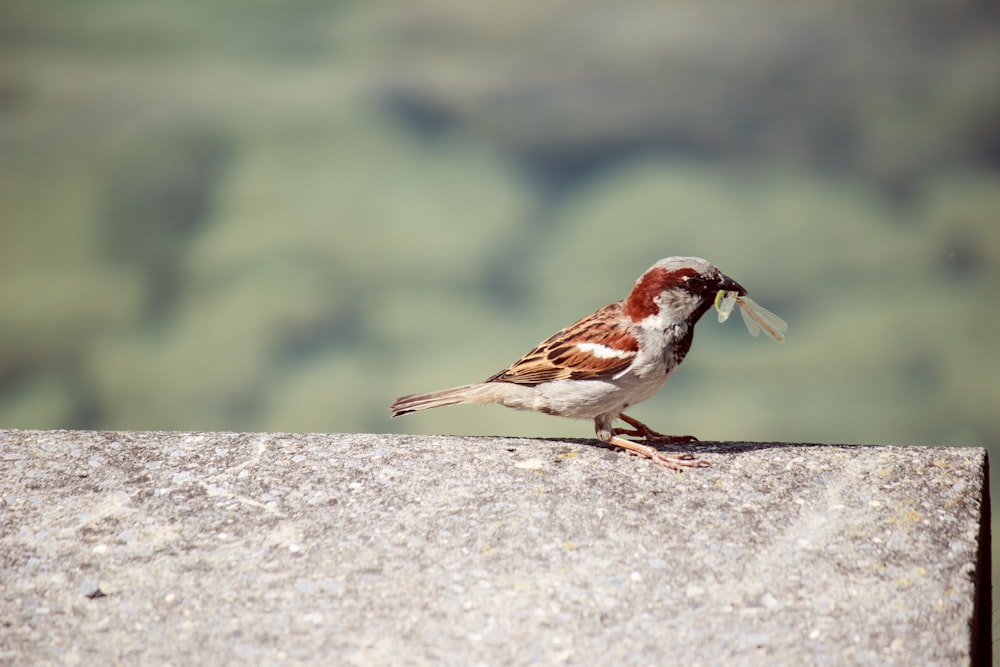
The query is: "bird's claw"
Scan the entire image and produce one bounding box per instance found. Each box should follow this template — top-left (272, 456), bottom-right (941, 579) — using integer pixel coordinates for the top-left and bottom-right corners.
top-left (614, 417), bottom-right (700, 445)
top-left (648, 450), bottom-right (711, 471)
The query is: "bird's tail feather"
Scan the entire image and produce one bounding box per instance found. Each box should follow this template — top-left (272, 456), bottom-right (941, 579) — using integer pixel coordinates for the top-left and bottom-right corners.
top-left (389, 383), bottom-right (494, 417)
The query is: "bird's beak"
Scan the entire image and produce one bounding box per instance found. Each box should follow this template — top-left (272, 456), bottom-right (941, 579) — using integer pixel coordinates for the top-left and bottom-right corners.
top-left (719, 274), bottom-right (747, 297)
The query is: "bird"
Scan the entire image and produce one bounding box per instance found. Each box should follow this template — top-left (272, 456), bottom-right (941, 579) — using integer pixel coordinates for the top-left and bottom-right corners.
top-left (390, 256), bottom-right (748, 471)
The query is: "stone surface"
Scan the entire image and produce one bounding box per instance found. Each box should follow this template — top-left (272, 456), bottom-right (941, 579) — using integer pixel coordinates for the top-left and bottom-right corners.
top-left (0, 430), bottom-right (989, 666)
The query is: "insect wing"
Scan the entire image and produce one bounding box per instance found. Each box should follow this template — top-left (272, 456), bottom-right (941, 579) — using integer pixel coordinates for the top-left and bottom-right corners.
top-left (737, 296), bottom-right (787, 343)
top-left (715, 290), bottom-right (738, 323)
top-left (738, 301), bottom-right (763, 337)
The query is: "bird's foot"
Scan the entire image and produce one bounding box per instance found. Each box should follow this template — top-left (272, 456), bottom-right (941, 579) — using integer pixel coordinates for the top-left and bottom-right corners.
top-left (608, 436), bottom-right (710, 472)
top-left (615, 413), bottom-right (700, 444)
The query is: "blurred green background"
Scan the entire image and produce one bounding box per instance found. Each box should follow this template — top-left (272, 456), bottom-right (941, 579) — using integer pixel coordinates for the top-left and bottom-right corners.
top-left (2, 0), bottom-right (998, 615)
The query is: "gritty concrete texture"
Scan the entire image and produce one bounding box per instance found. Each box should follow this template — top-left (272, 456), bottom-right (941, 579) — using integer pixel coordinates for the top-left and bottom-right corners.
top-left (0, 430), bottom-right (989, 666)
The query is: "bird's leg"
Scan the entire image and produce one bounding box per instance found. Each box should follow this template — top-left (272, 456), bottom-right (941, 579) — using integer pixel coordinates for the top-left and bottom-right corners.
top-left (596, 416), bottom-right (709, 471)
top-left (615, 413), bottom-right (700, 445)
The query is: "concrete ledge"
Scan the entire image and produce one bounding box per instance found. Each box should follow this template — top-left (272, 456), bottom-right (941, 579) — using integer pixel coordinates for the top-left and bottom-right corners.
top-left (0, 430), bottom-right (990, 665)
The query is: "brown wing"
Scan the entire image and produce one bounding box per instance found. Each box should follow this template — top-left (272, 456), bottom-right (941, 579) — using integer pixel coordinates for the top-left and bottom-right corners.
top-left (485, 302), bottom-right (639, 385)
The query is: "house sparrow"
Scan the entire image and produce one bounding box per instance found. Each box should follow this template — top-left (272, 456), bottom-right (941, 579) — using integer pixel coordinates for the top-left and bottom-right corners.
top-left (390, 256), bottom-right (749, 471)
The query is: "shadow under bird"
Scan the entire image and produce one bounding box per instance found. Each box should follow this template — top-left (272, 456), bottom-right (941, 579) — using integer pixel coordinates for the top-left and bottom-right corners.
top-left (391, 256), bottom-right (786, 471)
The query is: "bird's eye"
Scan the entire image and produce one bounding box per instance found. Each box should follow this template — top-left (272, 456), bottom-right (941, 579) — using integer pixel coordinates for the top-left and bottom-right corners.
top-left (685, 276), bottom-right (703, 289)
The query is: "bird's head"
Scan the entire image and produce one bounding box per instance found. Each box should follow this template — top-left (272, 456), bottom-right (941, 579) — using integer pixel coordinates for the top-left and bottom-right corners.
top-left (624, 256), bottom-right (746, 326)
